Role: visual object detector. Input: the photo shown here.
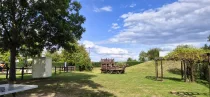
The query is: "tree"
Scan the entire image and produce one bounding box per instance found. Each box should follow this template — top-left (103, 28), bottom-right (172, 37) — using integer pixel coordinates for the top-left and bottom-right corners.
top-left (201, 44), bottom-right (210, 50)
top-left (208, 35), bottom-right (210, 41)
top-left (62, 43), bottom-right (91, 68)
top-left (0, 0), bottom-right (85, 82)
top-left (45, 51), bottom-right (63, 62)
top-left (166, 45), bottom-right (205, 60)
top-left (139, 51), bottom-right (147, 62)
top-left (147, 48), bottom-right (160, 60)
top-left (127, 57), bottom-right (133, 62)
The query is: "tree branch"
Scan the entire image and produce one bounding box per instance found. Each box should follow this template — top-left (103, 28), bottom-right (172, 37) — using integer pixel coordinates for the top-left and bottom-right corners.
top-left (0, 1), bottom-right (13, 43)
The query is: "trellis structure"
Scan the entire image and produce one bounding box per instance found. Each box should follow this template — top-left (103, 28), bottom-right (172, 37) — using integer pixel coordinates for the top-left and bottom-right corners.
top-left (154, 57), bottom-right (164, 81)
top-left (203, 53), bottom-right (210, 96)
top-left (155, 54), bottom-right (210, 82)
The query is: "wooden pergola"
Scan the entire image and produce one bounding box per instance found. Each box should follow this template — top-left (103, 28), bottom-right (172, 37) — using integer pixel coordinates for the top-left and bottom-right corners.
top-left (155, 53), bottom-right (210, 83)
top-left (154, 57), bottom-right (164, 81)
top-left (203, 53), bottom-right (210, 96)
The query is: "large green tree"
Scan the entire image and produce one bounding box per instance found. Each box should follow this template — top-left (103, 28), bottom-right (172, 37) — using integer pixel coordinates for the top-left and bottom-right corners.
top-left (202, 44), bottom-right (210, 50)
top-left (0, 0), bottom-right (85, 82)
top-left (127, 57), bottom-right (133, 62)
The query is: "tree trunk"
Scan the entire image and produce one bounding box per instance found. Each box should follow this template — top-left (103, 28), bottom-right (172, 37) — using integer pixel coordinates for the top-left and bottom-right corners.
top-left (9, 46), bottom-right (17, 83)
top-left (191, 64), bottom-right (194, 82)
top-left (181, 61), bottom-right (184, 80)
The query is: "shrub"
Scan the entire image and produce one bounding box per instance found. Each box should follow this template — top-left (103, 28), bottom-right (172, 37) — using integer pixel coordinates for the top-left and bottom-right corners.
top-left (126, 61), bottom-right (142, 67)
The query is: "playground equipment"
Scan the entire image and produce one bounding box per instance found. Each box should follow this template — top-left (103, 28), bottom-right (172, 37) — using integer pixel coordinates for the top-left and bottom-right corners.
top-left (100, 58), bottom-right (127, 74)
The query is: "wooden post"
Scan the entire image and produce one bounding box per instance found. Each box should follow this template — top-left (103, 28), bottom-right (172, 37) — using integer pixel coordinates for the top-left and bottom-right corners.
top-left (160, 58), bottom-right (163, 81)
top-left (191, 61), bottom-right (194, 82)
top-left (6, 66), bottom-right (9, 79)
top-left (60, 66), bottom-right (61, 73)
top-left (184, 60), bottom-right (187, 82)
top-left (206, 53), bottom-right (210, 97)
top-left (181, 60), bottom-right (183, 80)
top-left (155, 60), bottom-right (158, 80)
top-left (74, 66), bottom-right (76, 71)
top-left (55, 66), bottom-right (56, 74)
top-left (67, 66), bottom-right (68, 72)
top-left (21, 67), bottom-right (24, 80)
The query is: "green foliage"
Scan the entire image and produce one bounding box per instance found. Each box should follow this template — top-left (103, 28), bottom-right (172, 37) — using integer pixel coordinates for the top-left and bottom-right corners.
top-left (147, 48), bottom-right (160, 60)
top-left (92, 61), bottom-right (141, 67)
top-left (0, 50), bottom-right (10, 63)
top-left (116, 62), bottom-right (126, 67)
top-left (45, 51), bottom-right (63, 62)
top-left (127, 57), bottom-right (132, 61)
top-left (0, 0), bottom-right (86, 81)
top-left (45, 43), bottom-right (91, 70)
top-left (201, 44), bottom-right (210, 50)
top-left (92, 62), bottom-right (101, 67)
top-left (127, 57), bottom-right (137, 62)
top-left (62, 43), bottom-right (91, 67)
top-left (166, 45), bottom-right (208, 60)
top-left (126, 61), bottom-right (141, 67)
top-left (139, 51), bottom-right (147, 62)
top-left (52, 62), bottom-right (65, 67)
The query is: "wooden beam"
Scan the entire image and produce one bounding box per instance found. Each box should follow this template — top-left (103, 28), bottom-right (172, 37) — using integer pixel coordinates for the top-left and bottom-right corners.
top-left (155, 60), bottom-right (158, 80)
top-left (184, 60), bottom-right (187, 82)
top-left (181, 60), bottom-right (183, 80)
top-left (161, 59), bottom-right (163, 81)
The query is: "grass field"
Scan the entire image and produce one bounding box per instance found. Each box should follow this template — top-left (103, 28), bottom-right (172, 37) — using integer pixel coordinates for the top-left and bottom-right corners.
top-left (0, 61), bottom-right (209, 97)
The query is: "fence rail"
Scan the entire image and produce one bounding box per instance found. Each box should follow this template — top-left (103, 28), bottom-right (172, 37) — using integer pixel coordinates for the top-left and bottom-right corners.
top-left (0, 66), bottom-right (76, 80)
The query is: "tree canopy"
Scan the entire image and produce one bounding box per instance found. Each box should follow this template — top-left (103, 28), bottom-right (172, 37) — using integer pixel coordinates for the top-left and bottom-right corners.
top-left (139, 51), bottom-right (147, 62)
top-left (45, 43), bottom-right (91, 67)
top-left (62, 43), bottom-right (91, 66)
top-left (147, 48), bottom-right (160, 60)
top-left (0, 0), bottom-right (85, 82)
top-left (166, 45), bottom-right (209, 61)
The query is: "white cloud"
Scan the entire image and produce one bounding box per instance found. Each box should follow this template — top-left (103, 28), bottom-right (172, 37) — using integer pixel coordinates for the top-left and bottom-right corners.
top-left (83, 40), bottom-right (128, 55)
top-left (130, 3), bottom-right (136, 8)
top-left (94, 6), bottom-right (112, 12)
top-left (108, 0), bottom-right (210, 46)
top-left (111, 23), bottom-right (120, 29)
top-left (82, 40), bottom-right (137, 61)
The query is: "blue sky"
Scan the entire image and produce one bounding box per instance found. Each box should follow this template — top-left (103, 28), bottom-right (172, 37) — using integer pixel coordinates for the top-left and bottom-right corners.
top-left (77, 0), bottom-right (210, 61)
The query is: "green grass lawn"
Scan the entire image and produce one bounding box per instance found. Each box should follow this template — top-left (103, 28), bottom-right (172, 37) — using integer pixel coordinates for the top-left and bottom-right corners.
top-left (0, 61), bottom-right (209, 97)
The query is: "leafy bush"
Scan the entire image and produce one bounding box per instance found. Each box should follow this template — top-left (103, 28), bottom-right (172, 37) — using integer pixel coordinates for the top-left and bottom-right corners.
top-left (52, 62), bottom-right (65, 67)
top-left (92, 61), bottom-right (142, 67)
top-left (126, 61), bottom-right (142, 67)
top-left (92, 62), bottom-right (101, 67)
top-left (116, 62), bottom-right (126, 67)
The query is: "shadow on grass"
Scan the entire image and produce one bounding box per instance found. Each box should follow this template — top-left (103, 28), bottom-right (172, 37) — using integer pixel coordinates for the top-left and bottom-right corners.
top-left (145, 76), bottom-right (182, 82)
top-left (2, 72), bottom-right (116, 97)
top-left (170, 91), bottom-right (208, 97)
top-left (168, 68), bottom-right (181, 75)
top-left (196, 79), bottom-right (209, 88)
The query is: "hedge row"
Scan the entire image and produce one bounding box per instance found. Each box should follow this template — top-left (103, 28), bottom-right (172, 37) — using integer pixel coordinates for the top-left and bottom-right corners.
top-left (92, 61), bottom-right (142, 67)
top-left (126, 61), bottom-right (142, 67)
